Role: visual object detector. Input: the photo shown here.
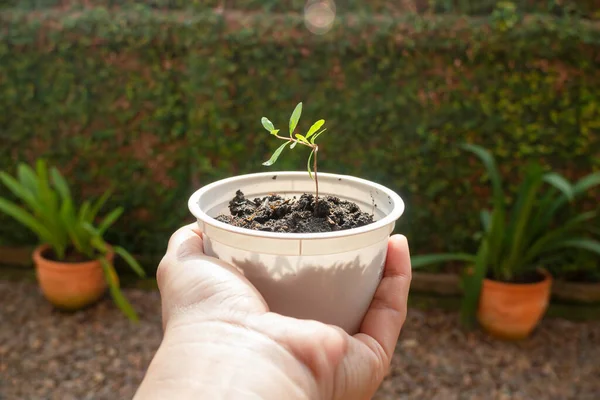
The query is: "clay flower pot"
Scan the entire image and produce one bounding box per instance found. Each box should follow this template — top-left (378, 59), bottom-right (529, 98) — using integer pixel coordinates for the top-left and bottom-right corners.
top-left (33, 244), bottom-right (115, 311)
top-left (477, 270), bottom-right (553, 340)
top-left (188, 171), bottom-right (405, 334)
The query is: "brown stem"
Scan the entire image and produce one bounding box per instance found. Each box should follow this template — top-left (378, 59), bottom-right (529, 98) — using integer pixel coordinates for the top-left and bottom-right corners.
top-left (274, 134), bottom-right (310, 148)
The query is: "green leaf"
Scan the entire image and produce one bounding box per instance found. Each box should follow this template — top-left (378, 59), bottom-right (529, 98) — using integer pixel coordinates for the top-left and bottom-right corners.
top-left (307, 148), bottom-right (315, 179)
top-left (556, 238), bottom-right (600, 256)
top-left (461, 143), bottom-right (505, 275)
top-left (35, 159), bottom-right (51, 202)
top-left (573, 171), bottom-right (600, 196)
top-left (544, 171), bottom-right (600, 225)
top-left (480, 210), bottom-right (491, 232)
top-left (79, 201), bottom-right (91, 223)
top-left (0, 198), bottom-right (55, 247)
top-left (97, 207), bottom-right (124, 235)
top-left (524, 211), bottom-right (598, 264)
top-left (89, 189), bottom-right (113, 222)
top-left (533, 172), bottom-right (596, 244)
top-left (50, 166), bottom-right (81, 252)
top-left (295, 134), bottom-right (309, 144)
top-left (460, 239), bottom-right (488, 329)
top-left (3, 163), bottom-right (74, 257)
top-left (34, 160), bottom-right (61, 235)
top-left (306, 119), bottom-right (325, 139)
top-left (262, 142), bottom-right (290, 166)
top-left (59, 195), bottom-right (85, 254)
top-left (310, 128), bottom-right (327, 144)
top-left (83, 222), bottom-right (99, 235)
top-left (0, 171), bottom-right (41, 214)
top-left (290, 141), bottom-right (298, 149)
top-left (502, 165), bottom-right (545, 279)
top-left (114, 246), bottom-right (146, 278)
top-left (487, 207), bottom-right (505, 279)
top-left (100, 257), bottom-right (139, 322)
top-left (270, 129), bottom-right (280, 136)
top-left (50, 167), bottom-right (72, 202)
top-left (527, 189), bottom-right (561, 241)
top-left (17, 163), bottom-right (39, 195)
top-left (461, 144), bottom-right (503, 207)
top-left (261, 117), bottom-right (275, 132)
top-left (90, 233), bottom-right (109, 253)
top-left (289, 102), bottom-right (302, 135)
top-left (411, 253), bottom-right (476, 268)
top-left (543, 173), bottom-right (574, 201)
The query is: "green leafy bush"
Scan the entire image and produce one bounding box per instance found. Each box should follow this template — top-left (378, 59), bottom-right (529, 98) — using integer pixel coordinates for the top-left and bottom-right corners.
top-left (547, 249), bottom-right (600, 282)
top-left (411, 144), bottom-right (600, 325)
top-left (0, 160), bottom-right (146, 320)
top-left (0, 8), bottom-right (599, 279)
top-left (1, 0), bottom-right (599, 18)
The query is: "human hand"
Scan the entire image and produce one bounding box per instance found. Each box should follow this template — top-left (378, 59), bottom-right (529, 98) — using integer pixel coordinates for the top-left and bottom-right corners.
top-left (135, 223), bottom-right (412, 400)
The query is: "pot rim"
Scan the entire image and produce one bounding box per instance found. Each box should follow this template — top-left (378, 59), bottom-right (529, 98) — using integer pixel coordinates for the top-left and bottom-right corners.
top-left (33, 244), bottom-right (114, 270)
top-left (483, 269), bottom-right (553, 291)
top-left (188, 171), bottom-right (405, 241)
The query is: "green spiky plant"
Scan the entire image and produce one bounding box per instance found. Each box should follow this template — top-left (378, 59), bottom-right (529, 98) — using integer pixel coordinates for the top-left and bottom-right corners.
top-left (411, 144), bottom-right (600, 328)
top-left (547, 249), bottom-right (600, 283)
top-left (0, 160), bottom-right (146, 321)
top-left (260, 102), bottom-right (327, 210)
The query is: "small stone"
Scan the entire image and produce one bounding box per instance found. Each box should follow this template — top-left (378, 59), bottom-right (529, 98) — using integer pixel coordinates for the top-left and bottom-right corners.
top-left (30, 338), bottom-right (42, 350)
top-left (48, 360), bottom-right (60, 371)
top-left (43, 378), bottom-right (56, 388)
top-left (2, 280), bottom-right (600, 400)
top-left (93, 372), bottom-right (105, 382)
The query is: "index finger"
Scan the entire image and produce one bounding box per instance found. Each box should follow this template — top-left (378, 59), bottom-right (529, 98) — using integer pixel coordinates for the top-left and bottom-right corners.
top-left (357, 234), bottom-right (412, 364)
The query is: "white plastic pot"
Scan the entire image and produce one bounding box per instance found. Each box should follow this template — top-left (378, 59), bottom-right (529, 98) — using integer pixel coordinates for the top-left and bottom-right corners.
top-left (188, 171), bottom-right (405, 334)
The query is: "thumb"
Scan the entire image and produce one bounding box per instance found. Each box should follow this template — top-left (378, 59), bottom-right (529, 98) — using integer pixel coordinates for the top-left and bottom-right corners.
top-left (165, 223), bottom-right (204, 261)
top-left (156, 223), bottom-right (204, 297)
top-left (157, 224), bottom-right (268, 329)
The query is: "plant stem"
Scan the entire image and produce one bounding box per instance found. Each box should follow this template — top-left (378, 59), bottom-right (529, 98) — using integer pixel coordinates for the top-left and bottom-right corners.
top-left (274, 133), bottom-right (320, 212)
top-left (274, 134), bottom-right (310, 149)
top-left (314, 146), bottom-right (319, 211)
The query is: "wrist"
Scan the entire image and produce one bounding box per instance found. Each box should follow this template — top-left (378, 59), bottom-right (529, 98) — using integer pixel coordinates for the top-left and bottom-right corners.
top-left (135, 316), bottom-right (319, 400)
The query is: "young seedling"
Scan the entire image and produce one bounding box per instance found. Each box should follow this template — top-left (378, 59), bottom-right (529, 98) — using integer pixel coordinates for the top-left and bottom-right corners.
top-left (261, 102), bottom-right (327, 211)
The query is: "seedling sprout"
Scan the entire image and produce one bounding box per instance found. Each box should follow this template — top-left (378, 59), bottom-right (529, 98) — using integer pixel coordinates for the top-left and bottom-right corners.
top-left (261, 102), bottom-right (327, 211)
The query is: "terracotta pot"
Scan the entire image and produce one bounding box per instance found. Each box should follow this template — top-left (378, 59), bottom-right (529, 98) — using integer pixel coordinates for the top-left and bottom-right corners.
top-left (477, 270), bottom-right (552, 340)
top-left (33, 244), bottom-right (114, 311)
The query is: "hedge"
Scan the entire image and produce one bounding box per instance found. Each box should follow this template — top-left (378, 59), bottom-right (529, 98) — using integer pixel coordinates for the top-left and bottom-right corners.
top-left (1, 7), bottom-right (599, 274)
top-left (1, 0), bottom-right (599, 18)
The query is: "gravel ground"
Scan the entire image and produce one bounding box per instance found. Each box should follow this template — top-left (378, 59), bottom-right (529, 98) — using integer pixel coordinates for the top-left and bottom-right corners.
top-left (1, 280), bottom-right (599, 400)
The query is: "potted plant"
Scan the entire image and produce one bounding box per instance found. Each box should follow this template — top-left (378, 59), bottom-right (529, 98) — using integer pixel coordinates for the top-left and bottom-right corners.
top-left (0, 160), bottom-right (146, 321)
top-left (188, 102), bottom-right (405, 334)
top-left (547, 249), bottom-right (600, 303)
top-left (411, 144), bottom-right (600, 339)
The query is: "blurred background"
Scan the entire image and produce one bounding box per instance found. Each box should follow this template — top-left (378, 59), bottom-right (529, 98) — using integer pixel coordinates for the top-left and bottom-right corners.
top-left (1, 1), bottom-right (599, 399)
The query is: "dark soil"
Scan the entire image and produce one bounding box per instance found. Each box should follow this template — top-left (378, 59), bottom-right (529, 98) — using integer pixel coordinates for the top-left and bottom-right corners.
top-left (215, 190), bottom-right (374, 233)
top-left (44, 247), bottom-right (94, 263)
top-left (488, 270), bottom-right (547, 284)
